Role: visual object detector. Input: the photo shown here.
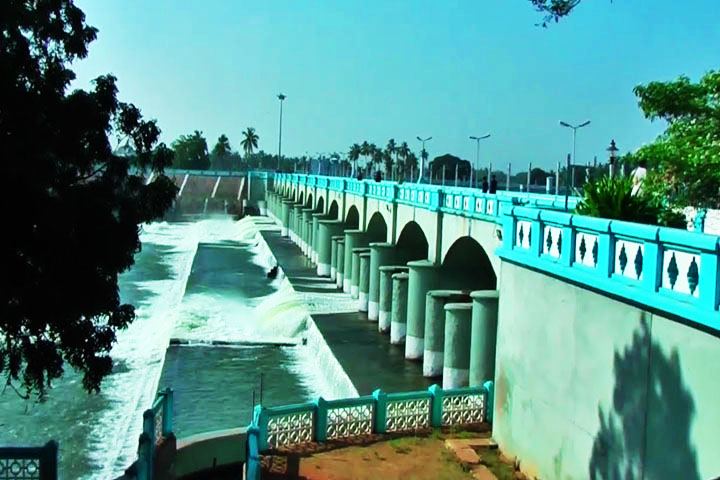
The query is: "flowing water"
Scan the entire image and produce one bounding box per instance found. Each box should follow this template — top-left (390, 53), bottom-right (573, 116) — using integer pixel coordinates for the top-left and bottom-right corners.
top-left (0, 216), bottom-right (356, 479)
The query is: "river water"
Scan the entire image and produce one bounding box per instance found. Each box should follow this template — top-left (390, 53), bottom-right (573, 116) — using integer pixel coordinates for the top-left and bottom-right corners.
top-left (0, 216), bottom-right (355, 479)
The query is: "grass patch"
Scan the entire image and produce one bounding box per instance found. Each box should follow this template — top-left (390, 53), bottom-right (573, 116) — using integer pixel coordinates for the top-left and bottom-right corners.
top-left (388, 437), bottom-right (421, 454)
top-left (479, 448), bottom-right (517, 480)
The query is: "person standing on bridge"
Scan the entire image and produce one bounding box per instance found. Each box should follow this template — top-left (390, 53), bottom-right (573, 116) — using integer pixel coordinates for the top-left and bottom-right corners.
top-left (630, 159), bottom-right (648, 196)
top-left (489, 175), bottom-right (498, 194)
top-left (481, 176), bottom-right (489, 193)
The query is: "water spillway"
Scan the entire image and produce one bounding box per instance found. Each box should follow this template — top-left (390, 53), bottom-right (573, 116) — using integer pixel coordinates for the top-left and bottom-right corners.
top-left (0, 216), bottom-right (356, 479)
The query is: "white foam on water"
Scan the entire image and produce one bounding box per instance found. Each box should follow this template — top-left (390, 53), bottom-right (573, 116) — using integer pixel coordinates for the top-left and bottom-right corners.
top-left (93, 221), bottom-right (201, 479)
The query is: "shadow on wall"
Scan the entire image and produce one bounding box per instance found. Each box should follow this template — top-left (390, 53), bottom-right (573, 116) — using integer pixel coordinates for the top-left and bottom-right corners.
top-left (588, 318), bottom-right (700, 480)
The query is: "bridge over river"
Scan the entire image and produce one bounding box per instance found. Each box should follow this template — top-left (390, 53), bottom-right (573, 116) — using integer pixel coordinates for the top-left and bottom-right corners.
top-left (267, 172), bottom-right (720, 480)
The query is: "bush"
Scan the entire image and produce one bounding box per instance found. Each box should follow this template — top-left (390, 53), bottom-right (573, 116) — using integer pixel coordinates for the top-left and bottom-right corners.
top-left (576, 176), bottom-right (684, 228)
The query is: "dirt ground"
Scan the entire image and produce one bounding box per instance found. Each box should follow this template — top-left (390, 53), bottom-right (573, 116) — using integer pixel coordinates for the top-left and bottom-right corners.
top-left (261, 429), bottom-right (513, 480)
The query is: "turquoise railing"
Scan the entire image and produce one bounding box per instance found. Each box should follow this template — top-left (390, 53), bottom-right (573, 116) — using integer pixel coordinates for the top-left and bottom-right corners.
top-left (246, 382), bottom-right (493, 479)
top-left (0, 442), bottom-right (57, 480)
top-left (275, 172), bottom-right (578, 223)
top-left (135, 389), bottom-right (174, 480)
top-left (498, 207), bottom-right (720, 330)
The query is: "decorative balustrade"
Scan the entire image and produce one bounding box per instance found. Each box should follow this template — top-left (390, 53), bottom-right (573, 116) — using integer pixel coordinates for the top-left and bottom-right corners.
top-left (499, 207), bottom-right (720, 330)
top-left (275, 173), bottom-right (578, 223)
top-left (250, 383), bottom-right (492, 453)
top-left (0, 442), bottom-right (57, 480)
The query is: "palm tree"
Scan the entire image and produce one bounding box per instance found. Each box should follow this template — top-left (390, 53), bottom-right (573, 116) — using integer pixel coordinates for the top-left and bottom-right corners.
top-left (385, 139), bottom-right (397, 178)
top-left (348, 143), bottom-right (361, 177)
top-left (372, 147), bottom-right (383, 176)
top-left (240, 127), bottom-right (259, 162)
top-left (360, 141), bottom-right (371, 175)
top-left (397, 141), bottom-right (410, 178)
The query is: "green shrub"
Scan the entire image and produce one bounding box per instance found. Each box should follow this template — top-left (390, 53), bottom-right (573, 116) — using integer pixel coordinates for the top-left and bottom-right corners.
top-left (576, 176), bottom-right (685, 228)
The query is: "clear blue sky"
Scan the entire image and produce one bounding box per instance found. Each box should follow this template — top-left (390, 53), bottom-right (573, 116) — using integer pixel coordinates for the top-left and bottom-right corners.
top-left (72, 0), bottom-right (719, 171)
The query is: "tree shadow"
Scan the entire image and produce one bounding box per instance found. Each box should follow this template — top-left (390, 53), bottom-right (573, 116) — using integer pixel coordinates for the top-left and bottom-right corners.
top-left (588, 317), bottom-right (700, 480)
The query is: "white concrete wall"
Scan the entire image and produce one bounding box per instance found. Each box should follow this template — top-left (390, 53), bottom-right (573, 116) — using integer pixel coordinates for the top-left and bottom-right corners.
top-left (494, 261), bottom-right (720, 480)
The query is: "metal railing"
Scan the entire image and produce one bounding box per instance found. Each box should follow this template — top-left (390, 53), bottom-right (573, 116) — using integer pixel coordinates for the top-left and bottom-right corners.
top-left (0, 442), bottom-right (57, 480)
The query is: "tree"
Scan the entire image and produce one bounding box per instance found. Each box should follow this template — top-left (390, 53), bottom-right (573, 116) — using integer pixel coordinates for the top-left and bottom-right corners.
top-left (385, 139), bottom-right (397, 178)
top-left (240, 127), bottom-right (259, 159)
top-left (530, 0), bottom-right (583, 26)
top-left (210, 134), bottom-right (233, 170)
top-left (629, 71), bottom-right (720, 209)
top-left (397, 142), bottom-right (411, 176)
top-left (172, 130), bottom-right (210, 170)
top-left (348, 143), bottom-right (361, 176)
top-left (1, 0), bottom-right (177, 396)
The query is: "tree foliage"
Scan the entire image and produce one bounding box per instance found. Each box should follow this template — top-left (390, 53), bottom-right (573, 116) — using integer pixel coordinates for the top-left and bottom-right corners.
top-left (629, 71), bottom-right (720, 208)
top-left (1, 0), bottom-right (177, 396)
top-left (240, 127), bottom-right (259, 158)
top-left (530, 0), bottom-right (583, 26)
top-left (172, 130), bottom-right (210, 170)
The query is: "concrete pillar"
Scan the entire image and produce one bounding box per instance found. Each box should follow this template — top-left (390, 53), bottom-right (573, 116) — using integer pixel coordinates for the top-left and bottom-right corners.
top-left (359, 252), bottom-right (371, 312)
top-left (368, 243), bottom-right (397, 321)
top-left (350, 247), bottom-right (370, 299)
top-left (311, 213), bottom-right (325, 264)
top-left (378, 266), bottom-right (408, 332)
top-left (317, 220), bottom-right (344, 276)
top-left (302, 208), bottom-right (314, 256)
top-left (405, 260), bottom-right (443, 361)
top-left (330, 235), bottom-right (343, 281)
top-left (258, 200), bottom-right (267, 216)
top-left (423, 291), bottom-right (471, 378)
top-left (469, 290), bottom-right (499, 387)
top-left (281, 201), bottom-right (291, 237)
top-left (335, 239), bottom-right (345, 289)
top-left (390, 272), bottom-right (409, 344)
top-left (293, 205), bottom-right (303, 248)
top-left (343, 230), bottom-right (367, 293)
top-left (443, 303), bottom-right (473, 389)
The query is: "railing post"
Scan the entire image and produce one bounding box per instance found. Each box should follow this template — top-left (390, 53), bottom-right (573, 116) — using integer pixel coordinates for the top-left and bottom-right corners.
top-left (136, 432), bottom-right (151, 480)
top-left (246, 425), bottom-right (262, 480)
top-left (39, 440), bottom-right (58, 480)
top-left (428, 384), bottom-right (443, 428)
top-left (483, 380), bottom-right (495, 424)
top-left (252, 405), bottom-right (269, 452)
top-left (372, 389), bottom-right (387, 434)
top-left (162, 388), bottom-right (173, 437)
top-left (142, 409), bottom-right (155, 477)
top-left (314, 397), bottom-right (328, 443)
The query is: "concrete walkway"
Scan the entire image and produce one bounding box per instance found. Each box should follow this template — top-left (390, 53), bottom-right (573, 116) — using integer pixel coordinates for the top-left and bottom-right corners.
top-left (260, 229), bottom-right (433, 395)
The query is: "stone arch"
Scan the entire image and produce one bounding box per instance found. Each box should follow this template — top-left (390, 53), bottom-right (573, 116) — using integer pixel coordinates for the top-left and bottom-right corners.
top-left (396, 221), bottom-right (429, 261)
top-left (345, 205), bottom-right (360, 229)
top-left (306, 192), bottom-right (314, 209)
top-left (366, 211), bottom-right (388, 243)
top-left (441, 236), bottom-right (497, 289)
top-left (298, 191), bottom-right (304, 205)
top-left (315, 196), bottom-right (325, 214)
top-left (328, 200), bottom-right (339, 220)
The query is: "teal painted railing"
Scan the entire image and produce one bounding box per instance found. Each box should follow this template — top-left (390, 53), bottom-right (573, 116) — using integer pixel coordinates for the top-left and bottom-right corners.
top-left (0, 442), bottom-right (58, 480)
top-left (497, 207), bottom-right (720, 330)
top-left (134, 389), bottom-right (174, 480)
top-left (275, 172), bottom-right (578, 223)
top-left (246, 382), bottom-right (494, 480)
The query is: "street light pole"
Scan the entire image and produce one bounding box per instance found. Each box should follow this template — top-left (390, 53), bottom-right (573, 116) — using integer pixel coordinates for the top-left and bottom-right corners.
top-left (559, 120), bottom-right (590, 191)
top-left (416, 136), bottom-right (432, 183)
top-left (277, 93), bottom-right (286, 170)
top-left (469, 134), bottom-right (490, 189)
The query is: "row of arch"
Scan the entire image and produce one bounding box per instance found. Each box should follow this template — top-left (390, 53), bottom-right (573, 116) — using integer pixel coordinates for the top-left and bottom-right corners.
top-left (286, 184), bottom-right (497, 289)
